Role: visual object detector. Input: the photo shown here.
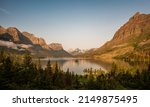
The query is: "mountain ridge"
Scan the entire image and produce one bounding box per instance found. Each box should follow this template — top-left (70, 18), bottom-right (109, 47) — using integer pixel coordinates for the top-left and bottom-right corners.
top-left (0, 26), bottom-right (71, 57)
top-left (80, 12), bottom-right (150, 61)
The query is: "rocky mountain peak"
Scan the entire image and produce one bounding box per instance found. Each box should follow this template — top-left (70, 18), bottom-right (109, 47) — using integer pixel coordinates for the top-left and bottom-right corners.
top-left (22, 31), bottom-right (32, 36)
top-left (133, 12), bottom-right (141, 17)
top-left (95, 12), bottom-right (150, 56)
top-left (22, 32), bottom-right (45, 45)
top-left (0, 25), bottom-right (71, 57)
top-left (49, 43), bottom-right (63, 50)
top-left (7, 27), bottom-right (21, 35)
top-left (0, 26), bottom-right (6, 33)
top-left (6, 27), bottom-right (23, 42)
top-left (129, 12), bottom-right (144, 21)
top-left (112, 12), bottom-right (150, 42)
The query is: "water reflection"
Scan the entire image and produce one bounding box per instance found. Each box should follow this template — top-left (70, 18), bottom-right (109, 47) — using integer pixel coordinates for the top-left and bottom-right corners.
top-left (36, 58), bottom-right (108, 75)
top-left (34, 58), bottom-right (148, 75)
top-left (62, 59), bottom-right (107, 75)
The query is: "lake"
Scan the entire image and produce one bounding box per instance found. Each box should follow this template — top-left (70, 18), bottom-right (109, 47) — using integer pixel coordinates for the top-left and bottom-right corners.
top-left (35, 58), bottom-right (111, 75)
top-left (34, 58), bottom-right (148, 75)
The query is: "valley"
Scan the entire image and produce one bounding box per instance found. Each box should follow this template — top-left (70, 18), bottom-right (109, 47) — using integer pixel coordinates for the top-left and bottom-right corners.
top-left (0, 12), bottom-right (150, 90)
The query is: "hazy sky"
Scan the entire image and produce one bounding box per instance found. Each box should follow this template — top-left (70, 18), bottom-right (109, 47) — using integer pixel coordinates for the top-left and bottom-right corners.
top-left (0, 0), bottom-right (150, 50)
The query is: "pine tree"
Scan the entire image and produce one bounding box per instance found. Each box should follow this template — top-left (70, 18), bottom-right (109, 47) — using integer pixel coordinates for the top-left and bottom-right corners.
top-left (55, 61), bottom-right (59, 73)
top-left (46, 60), bottom-right (52, 72)
top-left (0, 56), bottom-right (14, 89)
top-left (65, 69), bottom-right (72, 88)
top-left (0, 49), bottom-right (5, 63)
top-left (37, 58), bottom-right (42, 70)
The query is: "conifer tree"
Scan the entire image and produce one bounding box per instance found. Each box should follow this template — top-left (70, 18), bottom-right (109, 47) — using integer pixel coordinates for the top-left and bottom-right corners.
top-left (46, 60), bottom-right (52, 72)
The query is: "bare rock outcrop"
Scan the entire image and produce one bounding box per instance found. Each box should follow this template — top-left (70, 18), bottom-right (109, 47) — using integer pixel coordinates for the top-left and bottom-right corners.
top-left (49, 43), bottom-right (63, 50)
top-left (22, 32), bottom-right (49, 49)
top-left (98, 12), bottom-right (150, 52)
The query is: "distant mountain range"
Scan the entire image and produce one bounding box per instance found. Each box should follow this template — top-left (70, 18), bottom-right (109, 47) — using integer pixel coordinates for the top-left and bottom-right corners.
top-left (67, 48), bottom-right (97, 56)
top-left (68, 48), bottom-right (87, 55)
top-left (0, 26), bottom-right (71, 57)
top-left (80, 12), bottom-right (150, 61)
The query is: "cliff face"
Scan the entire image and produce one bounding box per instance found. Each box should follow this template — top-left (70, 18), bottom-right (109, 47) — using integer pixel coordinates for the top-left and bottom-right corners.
top-left (92, 12), bottom-right (150, 60)
top-left (0, 26), bottom-right (71, 57)
top-left (97, 12), bottom-right (150, 51)
top-left (49, 43), bottom-right (63, 50)
top-left (0, 26), bottom-right (6, 34)
top-left (6, 27), bottom-right (23, 43)
top-left (0, 27), bottom-right (50, 49)
top-left (0, 27), bottom-right (19, 42)
top-left (112, 12), bottom-right (150, 42)
top-left (0, 27), bottom-right (30, 44)
top-left (22, 32), bottom-right (49, 49)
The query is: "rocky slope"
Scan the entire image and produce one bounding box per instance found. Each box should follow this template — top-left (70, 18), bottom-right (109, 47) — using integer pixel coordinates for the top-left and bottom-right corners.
top-left (0, 26), bottom-right (71, 57)
top-left (85, 12), bottom-right (150, 61)
top-left (99, 12), bottom-right (150, 50)
top-left (22, 32), bottom-right (50, 49)
top-left (49, 43), bottom-right (63, 50)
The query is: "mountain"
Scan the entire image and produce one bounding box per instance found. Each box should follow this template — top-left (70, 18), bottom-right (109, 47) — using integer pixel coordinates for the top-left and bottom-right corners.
top-left (0, 26), bottom-right (71, 57)
top-left (22, 32), bottom-right (50, 49)
top-left (49, 43), bottom-right (63, 50)
top-left (67, 48), bottom-right (91, 56)
top-left (68, 48), bottom-right (83, 55)
top-left (84, 12), bottom-right (150, 61)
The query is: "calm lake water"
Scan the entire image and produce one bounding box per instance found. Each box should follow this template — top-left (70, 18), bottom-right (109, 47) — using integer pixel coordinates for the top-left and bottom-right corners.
top-left (35, 58), bottom-right (110, 75)
top-left (34, 58), bottom-right (148, 75)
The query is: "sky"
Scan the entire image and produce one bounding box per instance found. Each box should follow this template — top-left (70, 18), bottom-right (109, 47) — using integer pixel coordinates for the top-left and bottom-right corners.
top-left (0, 0), bottom-right (150, 50)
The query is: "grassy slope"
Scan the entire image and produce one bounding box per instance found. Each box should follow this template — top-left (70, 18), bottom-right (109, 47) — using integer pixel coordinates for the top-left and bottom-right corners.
top-left (94, 34), bottom-right (150, 62)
